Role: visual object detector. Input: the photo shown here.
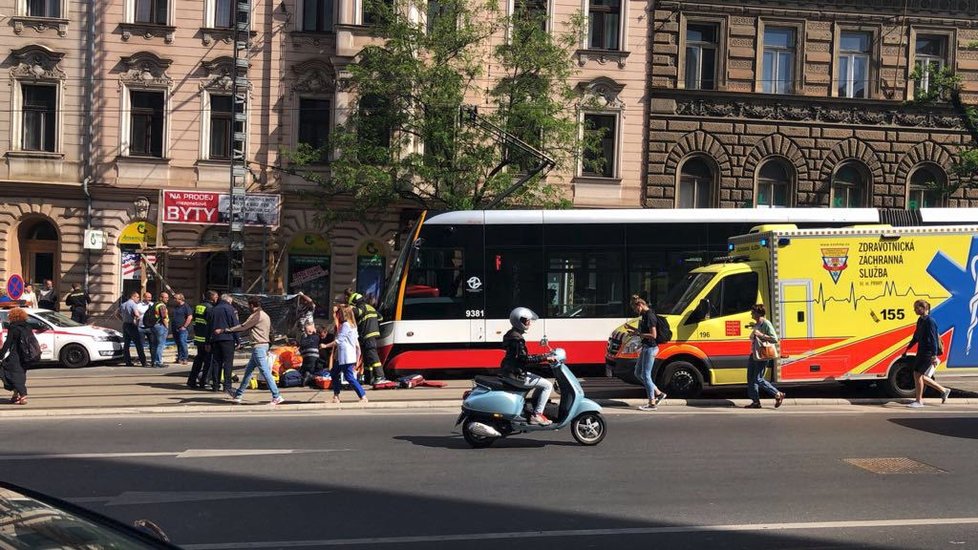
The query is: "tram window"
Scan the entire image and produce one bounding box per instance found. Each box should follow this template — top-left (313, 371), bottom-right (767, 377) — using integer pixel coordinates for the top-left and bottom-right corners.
top-left (486, 224), bottom-right (542, 247)
top-left (701, 272), bottom-right (759, 318)
top-left (546, 250), bottom-right (623, 318)
top-left (402, 247), bottom-right (465, 319)
top-left (485, 248), bottom-right (545, 319)
top-left (544, 224), bottom-right (624, 247)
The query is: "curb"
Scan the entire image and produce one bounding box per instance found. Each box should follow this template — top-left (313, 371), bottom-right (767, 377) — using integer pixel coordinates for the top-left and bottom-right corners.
top-left (3, 397), bottom-right (978, 418)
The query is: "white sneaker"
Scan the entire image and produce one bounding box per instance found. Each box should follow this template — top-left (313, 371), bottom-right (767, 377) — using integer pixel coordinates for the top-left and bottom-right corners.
top-left (638, 404), bottom-right (657, 411)
top-left (941, 389), bottom-right (951, 404)
top-left (907, 401), bottom-right (924, 408)
top-left (270, 396), bottom-right (285, 406)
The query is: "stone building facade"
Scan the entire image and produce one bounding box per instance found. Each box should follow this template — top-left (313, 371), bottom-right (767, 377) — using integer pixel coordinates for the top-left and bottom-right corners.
top-left (646, 0), bottom-right (978, 209)
top-left (0, 0), bottom-right (650, 322)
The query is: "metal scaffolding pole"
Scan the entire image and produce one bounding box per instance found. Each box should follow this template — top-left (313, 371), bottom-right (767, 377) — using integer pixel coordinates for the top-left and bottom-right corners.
top-left (227, 0), bottom-right (251, 292)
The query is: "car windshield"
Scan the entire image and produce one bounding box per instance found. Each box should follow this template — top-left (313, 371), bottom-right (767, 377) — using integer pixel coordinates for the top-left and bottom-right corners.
top-left (658, 272), bottom-right (716, 315)
top-left (34, 311), bottom-right (83, 328)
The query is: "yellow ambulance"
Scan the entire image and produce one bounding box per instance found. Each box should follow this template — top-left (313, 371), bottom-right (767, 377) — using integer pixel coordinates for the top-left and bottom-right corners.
top-left (606, 224), bottom-right (978, 398)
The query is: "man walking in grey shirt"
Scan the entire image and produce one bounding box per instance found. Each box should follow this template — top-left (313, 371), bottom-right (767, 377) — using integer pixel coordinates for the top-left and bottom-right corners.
top-left (217, 297), bottom-right (282, 405)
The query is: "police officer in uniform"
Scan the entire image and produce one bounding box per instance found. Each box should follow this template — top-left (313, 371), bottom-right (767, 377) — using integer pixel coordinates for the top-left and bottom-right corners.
top-left (187, 291), bottom-right (217, 389)
top-left (64, 283), bottom-right (91, 324)
top-left (345, 289), bottom-right (386, 384)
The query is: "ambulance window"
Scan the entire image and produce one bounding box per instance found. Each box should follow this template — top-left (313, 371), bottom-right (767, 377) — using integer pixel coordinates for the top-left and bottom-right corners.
top-left (703, 272), bottom-right (758, 317)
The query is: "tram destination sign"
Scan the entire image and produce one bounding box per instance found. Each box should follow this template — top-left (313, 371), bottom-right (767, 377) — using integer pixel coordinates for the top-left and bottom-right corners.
top-left (162, 191), bottom-right (281, 227)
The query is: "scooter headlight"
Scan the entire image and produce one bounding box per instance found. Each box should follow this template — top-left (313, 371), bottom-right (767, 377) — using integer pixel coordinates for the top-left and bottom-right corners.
top-left (621, 335), bottom-right (643, 355)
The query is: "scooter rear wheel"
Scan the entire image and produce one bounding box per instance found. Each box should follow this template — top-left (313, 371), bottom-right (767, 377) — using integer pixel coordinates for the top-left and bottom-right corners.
top-left (571, 412), bottom-right (606, 446)
top-left (462, 418), bottom-right (498, 448)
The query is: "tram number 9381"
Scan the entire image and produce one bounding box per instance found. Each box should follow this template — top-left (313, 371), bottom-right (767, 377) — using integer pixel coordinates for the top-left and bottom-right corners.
top-left (465, 310), bottom-right (485, 318)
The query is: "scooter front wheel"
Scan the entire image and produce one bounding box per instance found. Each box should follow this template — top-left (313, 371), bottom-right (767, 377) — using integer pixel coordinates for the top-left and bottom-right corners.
top-left (571, 412), bottom-right (606, 446)
top-left (462, 418), bottom-right (498, 448)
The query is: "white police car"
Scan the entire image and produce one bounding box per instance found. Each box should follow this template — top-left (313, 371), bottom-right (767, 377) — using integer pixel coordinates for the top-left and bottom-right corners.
top-left (0, 308), bottom-right (123, 368)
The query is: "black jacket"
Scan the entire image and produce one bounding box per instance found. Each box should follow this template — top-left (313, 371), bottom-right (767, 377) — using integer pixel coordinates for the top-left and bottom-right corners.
top-left (500, 328), bottom-right (549, 380)
top-left (65, 290), bottom-right (91, 314)
top-left (207, 301), bottom-right (239, 343)
top-left (1, 321), bottom-right (32, 364)
top-left (352, 300), bottom-right (381, 341)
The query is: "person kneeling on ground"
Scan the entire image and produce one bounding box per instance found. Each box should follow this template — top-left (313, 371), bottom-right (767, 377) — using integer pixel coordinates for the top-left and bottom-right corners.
top-left (500, 307), bottom-right (555, 426)
top-left (298, 322), bottom-right (321, 385)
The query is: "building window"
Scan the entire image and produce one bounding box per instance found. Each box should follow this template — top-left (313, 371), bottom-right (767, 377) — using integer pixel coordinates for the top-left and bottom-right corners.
top-left (915, 35), bottom-right (948, 95)
top-left (362, 0), bottom-right (393, 25)
top-left (756, 160), bottom-right (791, 207)
top-left (678, 158), bottom-right (714, 208)
top-left (427, 0), bottom-right (456, 33)
top-left (134, 0), bottom-right (167, 24)
top-left (27, 0), bottom-right (60, 17)
top-left (22, 84), bottom-right (57, 153)
top-left (831, 162), bottom-right (868, 207)
top-left (762, 27), bottom-right (795, 94)
top-left (209, 95), bottom-right (233, 160)
top-left (213, 0), bottom-right (233, 27)
top-left (298, 98), bottom-right (330, 161)
top-left (685, 23), bottom-right (718, 90)
top-left (581, 113), bottom-right (617, 178)
top-left (302, 0), bottom-right (333, 32)
top-left (129, 90), bottom-right (165, 157)
top-left (587, 0), bottom-right (620, 51)
top-left (908, 164), bottom-right (946, 208)
top-left (838, 31), bottom-right (871, 98)
top-left (514, 0), bottom-right (547, 31)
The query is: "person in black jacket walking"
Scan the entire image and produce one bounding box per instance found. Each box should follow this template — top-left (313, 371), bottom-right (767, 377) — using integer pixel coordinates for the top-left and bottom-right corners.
top-left (903, 299), bottom-right (951, 408)
top-left (187, 291), bottom-right (217, 389)
top-left (64, 283), bottom-right (91, 324)
top-left (207, 293), bottom-right (239, 393)
top-left (1, 308), bottom-right (35, 405)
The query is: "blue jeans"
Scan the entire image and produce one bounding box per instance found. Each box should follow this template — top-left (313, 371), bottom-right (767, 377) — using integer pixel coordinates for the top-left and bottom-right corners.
top-left (634, 345), bottom-right (660, 401)
top-left (235, 344), bottom-right (280, 399)
top-left (173, 328), bottom-right (189, 362)
top-left (747, 356), bottom-right (780, 401)
top-left (151, 324), bottom-right (168, 367)
top-left (330, 363), bottom-right (365, 399)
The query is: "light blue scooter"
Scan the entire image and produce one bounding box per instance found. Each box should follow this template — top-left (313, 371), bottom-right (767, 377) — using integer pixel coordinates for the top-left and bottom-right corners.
top-left (455, 339), bottom-right (607, 447)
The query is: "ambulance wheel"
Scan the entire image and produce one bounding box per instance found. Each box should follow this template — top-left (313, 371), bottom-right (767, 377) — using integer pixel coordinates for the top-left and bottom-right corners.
top-left (462, 419), bottom-right (497, 448)
top-left (662, 361), bottom-right (703, 398)
top-left (885, 360), bottom-right (916, 398)
top-left (60, 344), bottom-right (90, 369)
top-left (571, 412), bottom-right (606, 446)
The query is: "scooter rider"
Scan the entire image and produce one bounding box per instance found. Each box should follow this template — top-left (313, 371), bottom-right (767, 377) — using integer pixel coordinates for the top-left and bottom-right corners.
top-left (501, 307), bottom-right (555, 426)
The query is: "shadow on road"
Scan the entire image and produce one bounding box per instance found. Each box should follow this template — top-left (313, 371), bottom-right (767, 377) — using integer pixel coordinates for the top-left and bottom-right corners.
top-left (888, 417), bottom-right (978, 440)
top-left (393, 434), bottom-right (579, 449)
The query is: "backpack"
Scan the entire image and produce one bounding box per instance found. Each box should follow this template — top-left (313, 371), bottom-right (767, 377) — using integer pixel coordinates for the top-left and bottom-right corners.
top-left (142, 304), bottom-right (158, 328)
top-left (654, 313), bottom-right (672, 344)
top-left (279, 368), bottom-right (304, 388)
top-left (19, 329), bottom-right (41, 364)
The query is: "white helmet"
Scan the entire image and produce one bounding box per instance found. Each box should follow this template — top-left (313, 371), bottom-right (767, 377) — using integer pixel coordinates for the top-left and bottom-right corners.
top-left (509, 307), bottom-right (539, 331)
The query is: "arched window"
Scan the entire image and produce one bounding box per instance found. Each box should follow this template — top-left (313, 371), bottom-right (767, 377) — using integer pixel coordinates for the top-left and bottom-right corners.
top-left (756, 159), bottom-right (792, 207)
top-left (831, 162), bottom-right (868, 208)
top-left (908, 164), bottom-right (946, 208)
top-left (678, 157), bottom-right (714, 208)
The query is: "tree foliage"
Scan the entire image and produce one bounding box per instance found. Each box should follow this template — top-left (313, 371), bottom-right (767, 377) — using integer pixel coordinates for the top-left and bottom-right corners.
top-left (286, 0), bottom-right (596, 223)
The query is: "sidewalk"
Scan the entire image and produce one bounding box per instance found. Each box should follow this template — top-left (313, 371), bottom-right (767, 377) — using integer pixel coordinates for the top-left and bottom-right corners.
top-left (7, 348), bottom-right (978, 417)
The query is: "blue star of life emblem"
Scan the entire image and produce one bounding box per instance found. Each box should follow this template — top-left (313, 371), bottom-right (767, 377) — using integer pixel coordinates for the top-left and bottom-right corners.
top-left (927, 235), bottom-right (978, 368)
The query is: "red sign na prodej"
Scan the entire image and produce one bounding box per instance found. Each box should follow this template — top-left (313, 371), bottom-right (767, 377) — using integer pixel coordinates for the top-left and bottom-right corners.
top-left (161, 191), bottom-right (281, 226)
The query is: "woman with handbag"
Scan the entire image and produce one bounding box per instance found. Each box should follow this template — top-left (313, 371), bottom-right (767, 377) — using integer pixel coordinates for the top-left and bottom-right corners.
top-left (1, 308), bottom-right (34, 405)
top-left (745, 303), bottom-right (785, 409)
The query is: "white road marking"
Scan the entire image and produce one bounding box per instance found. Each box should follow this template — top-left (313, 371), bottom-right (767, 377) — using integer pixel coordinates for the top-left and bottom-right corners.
top-left (0, 449), bottom-right (353, 461)
top-left (71, 491), bottom-right (331, 506)
top-left (182, 516), bottom-right (978, 548)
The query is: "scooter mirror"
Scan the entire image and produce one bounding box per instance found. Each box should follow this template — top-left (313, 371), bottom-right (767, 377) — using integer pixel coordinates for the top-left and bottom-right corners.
top-left (539, 337), bottom-right (549, 348)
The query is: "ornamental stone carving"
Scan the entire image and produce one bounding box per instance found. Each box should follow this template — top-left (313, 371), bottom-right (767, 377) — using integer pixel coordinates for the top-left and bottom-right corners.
top-left (11, 16), bottom-right (69, 37)
top-left (290, 59), bottom-right (335, 96)
top-left (576, 49), bottom-right (630, 69)
top-left (671, 95), bottom-right (964, 129)
top-left (120, 52), bottom-right (173, 88)
top-left (119, 22), bottom-right (175, 44)
top-left (9, 45), bottom-right (66, 82)
top-left (200, 56), bottom-right (235, 92)
top-left (576, 77), bottom-right (625, 109)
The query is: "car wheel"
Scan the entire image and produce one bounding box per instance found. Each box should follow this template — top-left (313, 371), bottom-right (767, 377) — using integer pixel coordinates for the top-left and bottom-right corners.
top-left (885, 359), bottom-right (916, 398)
top-left (60, 344), bottom-right (90, 369)
top-left (662, 361), bottom-right (703, 398)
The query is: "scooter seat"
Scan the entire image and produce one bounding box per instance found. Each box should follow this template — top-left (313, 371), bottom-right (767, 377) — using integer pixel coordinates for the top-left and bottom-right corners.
top-left (474, 375), bottom-right (535, 392)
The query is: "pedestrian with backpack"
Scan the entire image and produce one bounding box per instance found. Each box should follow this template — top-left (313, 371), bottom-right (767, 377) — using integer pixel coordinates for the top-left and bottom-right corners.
top-left (0, 308), bottom-right (40, 405)
top-left (143, 291), bottom-right (170, 368)
top-left (629, 296), bottom-right (668, 411)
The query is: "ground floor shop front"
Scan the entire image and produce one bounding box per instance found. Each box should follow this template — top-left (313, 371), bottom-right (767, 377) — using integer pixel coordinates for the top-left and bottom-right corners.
top-left (0, 185), bottom-right (402, 324)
